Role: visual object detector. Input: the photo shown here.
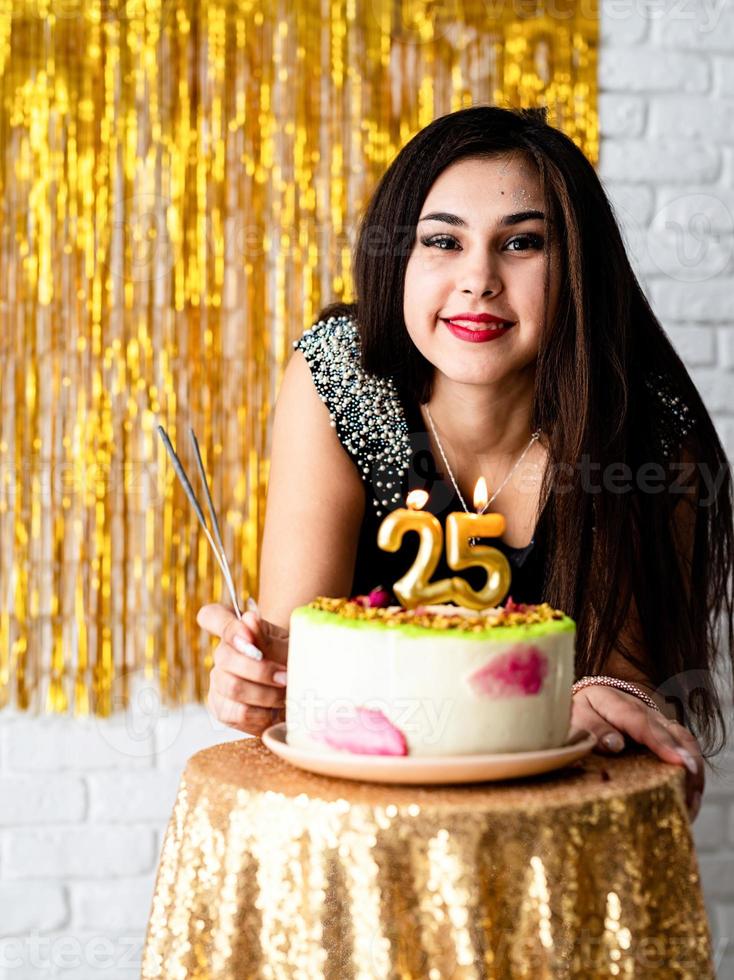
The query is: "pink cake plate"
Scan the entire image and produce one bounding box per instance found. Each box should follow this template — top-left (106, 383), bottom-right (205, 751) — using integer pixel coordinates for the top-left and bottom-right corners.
top-left (261, 723), bottom-right (597, 785)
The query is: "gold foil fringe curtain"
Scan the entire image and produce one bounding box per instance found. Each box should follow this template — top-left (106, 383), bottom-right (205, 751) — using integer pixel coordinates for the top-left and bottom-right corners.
top-left (0, 0), bottom-right (598, 716)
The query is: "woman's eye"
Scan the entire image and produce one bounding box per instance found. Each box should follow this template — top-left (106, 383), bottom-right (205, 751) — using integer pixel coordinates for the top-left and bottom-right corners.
top-left (418, 233), bottom-right (544, 252)
top-left (419, 234), bottom-right (458, 250)
top-left (506, 234), bottom-right (544, 252)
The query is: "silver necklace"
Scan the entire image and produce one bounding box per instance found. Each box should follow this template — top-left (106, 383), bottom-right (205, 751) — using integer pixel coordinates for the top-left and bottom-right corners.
top-left (424, 404), bottom-right (541, 545)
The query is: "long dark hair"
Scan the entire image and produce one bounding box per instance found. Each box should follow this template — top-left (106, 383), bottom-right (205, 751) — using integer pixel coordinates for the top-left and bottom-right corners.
top-left (317, 104), bottom-right (734, 764)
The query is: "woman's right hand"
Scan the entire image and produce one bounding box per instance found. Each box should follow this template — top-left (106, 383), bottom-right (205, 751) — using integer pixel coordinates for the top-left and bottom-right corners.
top-left (196, 603), bottom-right (290, 737)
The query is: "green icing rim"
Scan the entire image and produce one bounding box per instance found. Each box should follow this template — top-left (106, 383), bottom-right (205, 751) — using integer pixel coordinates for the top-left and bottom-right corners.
top-left (292, 605), bottom-right (575, 641)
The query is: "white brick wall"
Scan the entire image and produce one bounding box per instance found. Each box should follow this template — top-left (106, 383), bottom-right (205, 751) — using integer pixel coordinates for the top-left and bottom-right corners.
top-left (0, 697), bottom-right (245, 977)
top-left (2, 2), bottom-right (734, 976)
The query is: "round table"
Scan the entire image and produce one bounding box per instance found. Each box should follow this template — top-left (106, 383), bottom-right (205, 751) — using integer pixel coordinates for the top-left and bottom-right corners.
top-left (141, 737), bottom-right (713, 979)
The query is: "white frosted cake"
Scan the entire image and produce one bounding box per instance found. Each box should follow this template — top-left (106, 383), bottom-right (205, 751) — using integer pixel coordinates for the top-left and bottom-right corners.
top-left (285, 595), bottom-right (576, 756)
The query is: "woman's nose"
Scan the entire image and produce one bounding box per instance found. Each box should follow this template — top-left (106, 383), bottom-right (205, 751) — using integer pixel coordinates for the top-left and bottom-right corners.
top-left (456, 253), bottom-right (503, 296)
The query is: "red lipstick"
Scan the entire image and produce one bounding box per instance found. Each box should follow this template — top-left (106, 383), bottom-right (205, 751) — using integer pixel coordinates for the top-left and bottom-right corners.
top-left (441, 314), bottom-right (515, 344)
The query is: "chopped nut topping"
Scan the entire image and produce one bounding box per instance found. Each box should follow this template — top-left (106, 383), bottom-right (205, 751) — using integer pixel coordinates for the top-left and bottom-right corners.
top-left (306, 596), bottom-right (569, 630)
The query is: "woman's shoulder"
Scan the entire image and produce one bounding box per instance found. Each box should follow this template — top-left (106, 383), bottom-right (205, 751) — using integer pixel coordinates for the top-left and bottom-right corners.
top-left (292, 313), bottom-right (412, 515)
top-left (292, 312), bottom-right (362, 373)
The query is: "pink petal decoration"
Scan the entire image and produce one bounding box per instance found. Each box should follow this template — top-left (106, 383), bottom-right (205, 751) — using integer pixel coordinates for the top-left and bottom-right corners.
top-left (367, 587), bottom-right (391, 607)
top-left (504, 595), bottom-right (530, 613)
top-left (314, 706), bottom-right (408, 755)
top-left (467, 645), bottom-right (549, 698)
top-left (349, 586), bottom-right (391, 608)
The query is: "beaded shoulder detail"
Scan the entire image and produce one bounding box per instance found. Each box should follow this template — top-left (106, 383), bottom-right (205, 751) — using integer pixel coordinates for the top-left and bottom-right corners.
top-left (644, 368), bottom-right (696, 461)
top-left (292, 314), bottom-right (412, 516)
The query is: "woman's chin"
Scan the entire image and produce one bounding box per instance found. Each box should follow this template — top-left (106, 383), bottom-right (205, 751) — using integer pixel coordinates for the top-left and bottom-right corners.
top-left (431, 344), bottom-right (529, 376)
top-left (432, 363), bottom-right (520, 387)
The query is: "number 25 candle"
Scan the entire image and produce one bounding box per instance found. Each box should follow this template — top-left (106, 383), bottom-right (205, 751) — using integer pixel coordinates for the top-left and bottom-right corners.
top-left (377, 480), bottom-right (512, 610)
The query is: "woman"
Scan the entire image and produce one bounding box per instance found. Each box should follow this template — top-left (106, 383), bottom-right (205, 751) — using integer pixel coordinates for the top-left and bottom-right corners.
top-left (198, 106), bottom-right (734, 821)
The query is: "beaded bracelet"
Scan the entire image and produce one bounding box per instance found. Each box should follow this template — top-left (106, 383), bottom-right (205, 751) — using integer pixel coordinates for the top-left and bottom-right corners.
top-left (572, 675), bottom-right (664, 715)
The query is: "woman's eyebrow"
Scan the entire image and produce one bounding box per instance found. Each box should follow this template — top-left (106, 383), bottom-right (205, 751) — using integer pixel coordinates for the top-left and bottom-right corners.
top-left (417, 209), bottom-right (545, 227)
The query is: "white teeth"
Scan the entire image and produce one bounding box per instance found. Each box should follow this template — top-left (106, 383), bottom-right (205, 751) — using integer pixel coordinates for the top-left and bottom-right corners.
top-left (448, 319), bottom-right (510, 329)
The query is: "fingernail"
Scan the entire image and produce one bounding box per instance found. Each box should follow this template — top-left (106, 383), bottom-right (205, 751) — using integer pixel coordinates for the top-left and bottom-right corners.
top-left (243, 611), bottom-right (260, 633)
top-left (678, 749), bottom-right (698, 775)
top-left (247, 596), bottom-right (261, 617)
top-left (273, 670), bottom-right (287, 686)
top-left (234, 635), bottom-right (262, 660)
top-left (602, 733), bottom-right (624, 752)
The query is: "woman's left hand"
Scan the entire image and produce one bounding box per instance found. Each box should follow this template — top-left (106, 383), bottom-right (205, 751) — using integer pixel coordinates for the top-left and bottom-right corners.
top-left (570, 686), bottom-right (705, 821)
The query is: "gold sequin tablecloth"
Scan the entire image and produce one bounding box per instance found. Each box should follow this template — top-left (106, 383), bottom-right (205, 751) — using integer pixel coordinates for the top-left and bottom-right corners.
top-left (141, 738), bottom-right (713, 979)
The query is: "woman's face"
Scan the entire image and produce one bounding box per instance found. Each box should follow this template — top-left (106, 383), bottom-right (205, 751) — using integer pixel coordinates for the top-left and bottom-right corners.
top-left (402, 153), bottom-right (562, 387)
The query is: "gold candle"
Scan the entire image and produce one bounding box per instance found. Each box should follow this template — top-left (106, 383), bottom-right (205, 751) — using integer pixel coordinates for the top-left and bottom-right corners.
top-left (445, 478), bottom-right (512, 610)
top-left (377, 490), bottom-right (456, 608)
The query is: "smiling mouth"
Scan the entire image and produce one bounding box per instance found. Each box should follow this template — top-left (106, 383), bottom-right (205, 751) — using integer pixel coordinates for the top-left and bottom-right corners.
top-left (441, 318), bottom-right (514, 330)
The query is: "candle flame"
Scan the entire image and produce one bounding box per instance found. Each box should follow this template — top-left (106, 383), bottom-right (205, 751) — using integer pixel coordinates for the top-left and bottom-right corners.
top-left (473, 477), bottom-right (488, 512)
top-left (405, 489), bottom-right (429, 511)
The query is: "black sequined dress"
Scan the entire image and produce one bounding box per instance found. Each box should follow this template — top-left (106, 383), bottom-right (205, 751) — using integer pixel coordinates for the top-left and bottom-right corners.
top-left (293, 315), bottom-right (551, 605)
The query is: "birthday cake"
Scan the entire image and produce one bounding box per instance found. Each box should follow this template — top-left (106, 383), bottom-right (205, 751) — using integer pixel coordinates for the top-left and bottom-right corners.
top-left (285, 593), bottom-right (576, 757)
